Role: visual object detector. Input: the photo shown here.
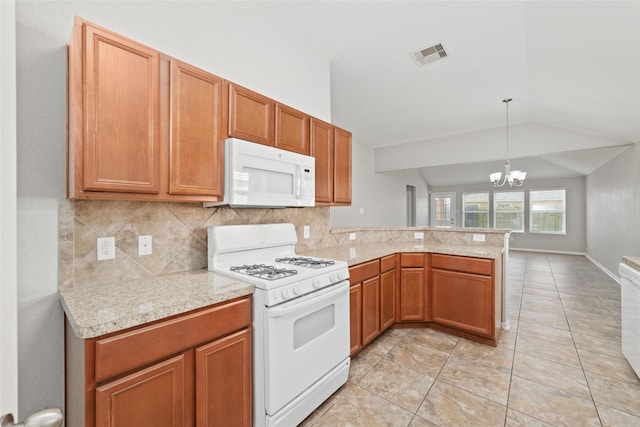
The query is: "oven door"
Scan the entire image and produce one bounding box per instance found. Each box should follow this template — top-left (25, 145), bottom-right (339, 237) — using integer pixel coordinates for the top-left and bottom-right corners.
top-left (263, 280), bottom-right (350, 415)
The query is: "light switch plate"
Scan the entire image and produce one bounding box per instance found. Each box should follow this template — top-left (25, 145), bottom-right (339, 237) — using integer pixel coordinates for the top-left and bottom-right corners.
top-left (349, 232), bottom-right (356, 241)
top-left (303, 226), bottom-right (310, 239)
top-left (414, 232), bottom-right (424, 239)
top-left (138, 235), bottom-right (152, 256)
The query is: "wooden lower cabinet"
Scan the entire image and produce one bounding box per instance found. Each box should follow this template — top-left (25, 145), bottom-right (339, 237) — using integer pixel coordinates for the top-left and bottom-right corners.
top-left (361, 276), bottom-right (381, 345)
top-left (398, 254), bottom-right (429, 321)
top-left (430, 253), bottom-right (501, 345)
top-left (349, 283), bottom-right (363, 355)
top-left (196, 329), bottom-right (252, 427)
top-left (96, 354), bottom-right (188, 427)
top-left (431, 269), bottom-right (493, 337)
top-left (66, 296), bottom-right (253, 427)
top-left (379, 255), bottom-right (397, 330)
top-left (349, 260), bottom-right (380, 355)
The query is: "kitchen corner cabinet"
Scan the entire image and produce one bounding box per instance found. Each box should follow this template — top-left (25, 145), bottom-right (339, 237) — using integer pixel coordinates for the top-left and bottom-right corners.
top-left (228, 83), bottom-right (275, 146)
top-left (431, 254), bottom-right (502, 345)
top-left (310, 119), bottom-right (352, 206)
top-left (398, 253), bottom-right (430, 322)
top-left (68, 17), bottom-right (225, 202)
top-left (66, 296), bottom-right (253, 427)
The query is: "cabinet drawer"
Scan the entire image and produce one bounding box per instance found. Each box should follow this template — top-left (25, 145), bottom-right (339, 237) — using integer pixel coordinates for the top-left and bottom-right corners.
top-left (431, 254), bottom-right (493, 276)
top-left (94, 297), bottom-right (251, 382)
top-left (349, 260), bottom-right (379, 285)
top-left (400, 253), bottom-right (424, 268)
top-left (380, 255), bottom-right (396, 273)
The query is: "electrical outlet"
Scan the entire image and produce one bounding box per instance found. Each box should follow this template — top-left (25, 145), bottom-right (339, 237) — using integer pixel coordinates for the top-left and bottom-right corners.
top-left (472, 233), bottom-right (486, 242)
top-left (97, 237), bottom-right (115, 261)
top-left (303, 226), bottom-right (310, 239)
top-left (349, 232), bottom-right (356, 241)
top-left (138, 235), bottom-right (152, 256)
top-left (414, 232), bottom-right (424, 239)
top-left (359, 208), bottom-right (365, 214)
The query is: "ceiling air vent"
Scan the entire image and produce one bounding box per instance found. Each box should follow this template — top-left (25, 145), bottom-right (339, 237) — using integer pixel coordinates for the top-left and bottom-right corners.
top-left (411, 42), bottom-right (448, 67)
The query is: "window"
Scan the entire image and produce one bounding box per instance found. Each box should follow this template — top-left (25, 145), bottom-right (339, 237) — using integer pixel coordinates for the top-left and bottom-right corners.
top-left (463, 192), bottom-right (489, 228)
top-left (494, 191), bottom-right (524, 232)
top-left (530, 189), bottom-right (566, 234)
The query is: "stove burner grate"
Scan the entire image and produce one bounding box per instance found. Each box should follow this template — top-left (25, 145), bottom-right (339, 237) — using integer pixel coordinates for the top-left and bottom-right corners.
top-left (275, 257), bottom-right (336, 269)
top-left (230, 264), bottom-right (298, 281)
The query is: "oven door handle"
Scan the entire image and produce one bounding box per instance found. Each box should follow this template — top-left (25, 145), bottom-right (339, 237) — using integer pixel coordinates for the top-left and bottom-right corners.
top-left (267, 281), bottom-right (349, 319)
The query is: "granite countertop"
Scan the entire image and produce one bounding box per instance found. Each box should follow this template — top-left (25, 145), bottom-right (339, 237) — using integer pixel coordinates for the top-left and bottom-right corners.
top-left (61, 242), bottom-right (503, 340)
top-left (623, 256), bottom-right (640, 271)
top-left (60, 269), bottom-right (254, 339)
top-left (302, 242), bottom-right (504, 266)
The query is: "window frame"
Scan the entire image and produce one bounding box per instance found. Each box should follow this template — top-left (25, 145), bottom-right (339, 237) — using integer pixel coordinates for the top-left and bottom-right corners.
top-left (529, 188), bottom-right (567, 235)
top-left (462, 192), bottom-right (490, 229)
top-left (493, 190), bottom-right (525, 233)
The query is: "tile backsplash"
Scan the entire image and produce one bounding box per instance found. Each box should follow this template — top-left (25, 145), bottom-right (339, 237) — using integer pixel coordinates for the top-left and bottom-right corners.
top-left (59, 199), bottom-right (336, 290)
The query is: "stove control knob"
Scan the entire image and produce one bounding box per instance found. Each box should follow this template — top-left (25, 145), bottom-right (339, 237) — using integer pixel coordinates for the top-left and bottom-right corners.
top-left (337, 271), bottom-right (346, 280)
top-left (293, 285), bottom-right (301, 295)
top-left (281, 288), bottom-right (290, 300)
top-left (312, 278), bottom-right (321, 289)
top-left (330, 274), bottom-right (337, 283)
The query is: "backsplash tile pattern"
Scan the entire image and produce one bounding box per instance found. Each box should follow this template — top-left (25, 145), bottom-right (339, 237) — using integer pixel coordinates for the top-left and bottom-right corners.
top-left (59, 199), bottom-right (335, 290)
top-left (59, 200), bottom-right (506, 290)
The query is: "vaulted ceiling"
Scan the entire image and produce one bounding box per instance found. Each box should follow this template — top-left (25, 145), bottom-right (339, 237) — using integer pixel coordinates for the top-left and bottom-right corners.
top-left (259, 1), bottom-right (640, 185)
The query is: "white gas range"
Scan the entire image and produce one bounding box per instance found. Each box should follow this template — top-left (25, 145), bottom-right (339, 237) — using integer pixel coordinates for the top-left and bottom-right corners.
top-left (208, 223), bottom-right (350, 427)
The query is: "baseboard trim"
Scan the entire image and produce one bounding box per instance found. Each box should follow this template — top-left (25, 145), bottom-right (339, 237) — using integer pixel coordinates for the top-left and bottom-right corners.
top-left (584, 253), bottom-right (621, 286)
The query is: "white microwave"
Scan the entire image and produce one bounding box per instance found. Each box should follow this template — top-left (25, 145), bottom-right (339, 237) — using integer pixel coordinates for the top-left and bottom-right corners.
top-left (205, 138), bottom-right (315, 208)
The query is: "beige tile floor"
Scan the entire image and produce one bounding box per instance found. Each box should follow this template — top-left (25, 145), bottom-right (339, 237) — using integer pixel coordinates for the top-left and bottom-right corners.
top-left (301, 252), bottom-right (640, 426)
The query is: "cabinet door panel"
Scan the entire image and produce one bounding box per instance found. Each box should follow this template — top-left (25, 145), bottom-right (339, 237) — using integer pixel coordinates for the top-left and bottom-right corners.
top-left (380, 269), bottom-right (396, 331)
top-left (349, 284), bottom-right (363, 356)
top-left (169, 60), bottom-right (224, 196)
top-left (83, 24), bottom-right (160, 193)
top-left (399, 268), bottom-right (425, 321)
top-left (96, 354), bottom-right (186, 427)
top-left (432, 269), bottom-right (493, 337)
top-left (196, 329), bottom-right (252, 427)
top-left (362, 277), bottom-right (381, 345)
top-left (228, 84), bottom-right (274, 146)
top-left (310, 118), bottom-right (334, 203)
top-left (333, 127), bottom-right (352, 204)
top-left (276, 104), bottom-right (309, 154)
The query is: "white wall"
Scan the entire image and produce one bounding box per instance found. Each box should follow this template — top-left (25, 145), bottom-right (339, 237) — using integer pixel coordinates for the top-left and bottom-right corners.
top-left (15, 0), bottom-right (331, 417)
top-left (586, 144), bottom-right (640, 277)
top-left (430, 176), bottom-right (586, 254)
top-left (1, 0), bottom-right (19, 418)
top-left (331, 140), bottom-right (429, 227)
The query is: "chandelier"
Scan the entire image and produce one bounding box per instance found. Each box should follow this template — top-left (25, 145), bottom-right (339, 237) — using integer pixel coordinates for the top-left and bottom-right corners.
top-left (490, 98), bottom-right (526, 187)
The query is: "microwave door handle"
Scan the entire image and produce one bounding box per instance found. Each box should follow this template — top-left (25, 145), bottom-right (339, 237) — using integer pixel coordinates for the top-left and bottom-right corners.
top-left (295, 165), bottom-right (302, 198)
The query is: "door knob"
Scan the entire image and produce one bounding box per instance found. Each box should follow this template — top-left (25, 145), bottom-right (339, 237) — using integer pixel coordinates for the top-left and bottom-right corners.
top-left (0, 408), bottom-right (62, 427)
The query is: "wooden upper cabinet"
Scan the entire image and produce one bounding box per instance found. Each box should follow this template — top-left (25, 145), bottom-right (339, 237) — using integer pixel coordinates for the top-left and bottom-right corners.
top-left (228, 83), bottom-right (275, 146)
top-left (333, 127), bottom-right (352, 204)
top-left (275, 104), bottom-right (310, 155)
top-left (310, 118), bottom-right (334, 203)
top-left (169, 59), bottom-right (224, 197)
top-left (76, 19), bottom-right (161, 194)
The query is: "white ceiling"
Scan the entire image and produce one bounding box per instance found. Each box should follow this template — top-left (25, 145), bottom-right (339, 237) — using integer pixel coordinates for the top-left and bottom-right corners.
top-left (259, 1), bottom-right (640, 185)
